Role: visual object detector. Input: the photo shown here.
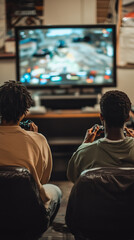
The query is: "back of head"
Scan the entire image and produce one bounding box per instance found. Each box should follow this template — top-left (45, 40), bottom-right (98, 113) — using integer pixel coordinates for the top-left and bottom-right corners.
top-left (100, 90), bottom-right (131, 128)
top-left (0, 80), bottom-right (33, 123)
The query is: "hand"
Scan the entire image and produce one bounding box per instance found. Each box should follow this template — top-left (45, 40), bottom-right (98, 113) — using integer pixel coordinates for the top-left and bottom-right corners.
top-left (124, 127), bottom-right (134, 137)
top-left (29, 122), bottom-right (38, 132)
top-left (83, 124), bottom-right (100, 143)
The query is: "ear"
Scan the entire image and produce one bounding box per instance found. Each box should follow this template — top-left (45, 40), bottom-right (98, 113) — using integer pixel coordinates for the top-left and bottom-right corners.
top-left (19, 114), bottom-right (25, 123)
top-left (100, 113), bottom-right (105, 126)
top-left (100, 113), bottom-right (104, 122)
top-left (125, 116), bottom-right (130, 123)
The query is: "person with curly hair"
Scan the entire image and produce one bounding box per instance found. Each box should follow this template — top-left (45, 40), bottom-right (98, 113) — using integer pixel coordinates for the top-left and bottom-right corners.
top-left (0, 80), bottom-right (62, 226)
top-left (67, 90), bottom-right (134, 183)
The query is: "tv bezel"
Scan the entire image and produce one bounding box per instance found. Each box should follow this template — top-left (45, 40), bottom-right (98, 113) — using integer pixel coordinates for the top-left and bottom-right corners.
top-left (15, 24), bottom-right (117, 90)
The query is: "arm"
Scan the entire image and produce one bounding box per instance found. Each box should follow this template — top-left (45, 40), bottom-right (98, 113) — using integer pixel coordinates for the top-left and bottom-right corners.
top-left (67, 151), bottom-right (82, 183)
top-left (125, 127), bottom-right (134, 137)
top-left (29, 122), bottom-right (38, 132)
top-left (67, 125), bottom-right (103, 183)
top-left (29, 123), bottom-right (53, 184)
top-left (40, 139), bottom-right (53, 184)
top-left (83, 124), bottom-right (100, 143)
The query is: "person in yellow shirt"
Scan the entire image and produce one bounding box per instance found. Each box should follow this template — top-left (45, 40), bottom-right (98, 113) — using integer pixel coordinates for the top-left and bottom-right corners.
top-left (0, 80), bottom-right (62, 227)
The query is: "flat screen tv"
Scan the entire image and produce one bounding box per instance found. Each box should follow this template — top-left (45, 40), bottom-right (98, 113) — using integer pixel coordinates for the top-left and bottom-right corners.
top-left (15, 25), bottom-right (116, 90)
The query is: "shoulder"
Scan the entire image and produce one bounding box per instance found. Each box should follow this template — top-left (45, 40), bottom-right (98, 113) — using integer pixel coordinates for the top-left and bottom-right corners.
top-left (22, 130), bottom-right (48, 146)
top-left (26, 130), bottom-right (47, 141)
top-left (78, 139), bottom-right (100, 151)
top-left (74, 140), bottom-right (100, 156)
top-left (124, 137), bottom-right (134, 145)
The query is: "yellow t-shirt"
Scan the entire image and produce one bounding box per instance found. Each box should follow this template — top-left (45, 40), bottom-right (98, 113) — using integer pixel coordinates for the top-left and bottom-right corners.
top-left (0, 125), bottom-right (52, 206)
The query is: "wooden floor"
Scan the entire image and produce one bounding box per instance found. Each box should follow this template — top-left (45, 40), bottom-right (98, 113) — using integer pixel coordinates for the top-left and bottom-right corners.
top-left (39, 181), bottom-right (75, 240)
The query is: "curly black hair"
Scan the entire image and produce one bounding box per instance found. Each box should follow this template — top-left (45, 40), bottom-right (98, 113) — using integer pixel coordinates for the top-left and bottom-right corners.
top-left (0, 80), bottom-right (33, 123)
top-left (100, 90), bottom-right (131, 128)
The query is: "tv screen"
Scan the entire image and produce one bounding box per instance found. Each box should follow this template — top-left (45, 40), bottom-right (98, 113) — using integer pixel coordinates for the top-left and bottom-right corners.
top-left (15, 25), bottom-right (116, 89)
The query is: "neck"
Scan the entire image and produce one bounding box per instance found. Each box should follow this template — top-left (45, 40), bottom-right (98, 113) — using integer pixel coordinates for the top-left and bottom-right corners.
top-left (1, 120), bottom-right (19, 126)
top-left (104, 126), bottom-right (125, 140)
top-left (1, 115), bottom-right (24, 126)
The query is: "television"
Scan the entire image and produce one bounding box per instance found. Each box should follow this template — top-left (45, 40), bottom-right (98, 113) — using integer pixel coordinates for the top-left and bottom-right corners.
top-left (15, 25), bottom-right (116, 91)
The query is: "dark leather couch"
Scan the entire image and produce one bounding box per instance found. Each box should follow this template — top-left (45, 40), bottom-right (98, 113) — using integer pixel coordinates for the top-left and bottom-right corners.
top-left (65, 167), bottom-right (134, 240)
top-left (0, 166), bottom-right (48, 240)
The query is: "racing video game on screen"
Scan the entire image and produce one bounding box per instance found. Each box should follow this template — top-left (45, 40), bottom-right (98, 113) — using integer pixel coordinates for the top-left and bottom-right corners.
top-left (18, 27), bottom-right (115, 87)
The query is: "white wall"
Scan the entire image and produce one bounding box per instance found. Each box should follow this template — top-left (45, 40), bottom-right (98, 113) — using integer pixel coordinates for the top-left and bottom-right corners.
top-left (0, 59), bottom-right (16, 83)
top-left (102, 68), bottom-right (134, 105)
top-left (44, 0), bottom-right (96, 25)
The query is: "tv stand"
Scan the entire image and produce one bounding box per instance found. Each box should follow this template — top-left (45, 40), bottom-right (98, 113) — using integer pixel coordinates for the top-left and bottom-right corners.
top-left (32, 87), bottom-right (102, 96)
top-left (31, 88), bottom-right (102, 110)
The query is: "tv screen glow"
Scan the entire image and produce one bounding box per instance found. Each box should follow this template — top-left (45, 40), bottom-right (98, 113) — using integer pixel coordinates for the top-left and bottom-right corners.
top-left (15, 25), bottom-right (116, 89)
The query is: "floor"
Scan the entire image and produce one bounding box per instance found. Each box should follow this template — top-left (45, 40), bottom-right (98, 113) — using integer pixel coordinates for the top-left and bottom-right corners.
top-left (39, 181), bottom-right (75, 240)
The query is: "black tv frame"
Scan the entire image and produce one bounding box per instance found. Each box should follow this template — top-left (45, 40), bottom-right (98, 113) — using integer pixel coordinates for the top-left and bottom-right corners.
top-left (15, 24), bottom-right (117, 91)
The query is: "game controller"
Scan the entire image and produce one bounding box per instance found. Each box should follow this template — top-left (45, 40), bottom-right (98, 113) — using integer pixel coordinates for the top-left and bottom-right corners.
top-left (92, 124), bottom-right (104, 137)
top-left (19, 120), bottom-right (33, 130)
